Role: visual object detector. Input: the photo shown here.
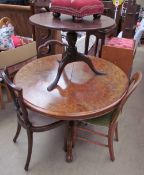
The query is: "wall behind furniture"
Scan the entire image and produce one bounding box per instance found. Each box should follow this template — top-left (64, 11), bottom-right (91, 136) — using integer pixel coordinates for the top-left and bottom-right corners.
top-left (137, 0), bottom-right (144, 7)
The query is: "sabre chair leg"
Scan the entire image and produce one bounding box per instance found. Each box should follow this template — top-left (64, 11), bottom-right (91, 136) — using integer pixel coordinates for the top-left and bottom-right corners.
top-left (115, 123), bottom-right (119, 141)
top-left (108, 125), bottom-right (116, 161)
top-left (25, 129), bottom-right (33, 171)
top-left (13, 123), bottom-right (21, 143)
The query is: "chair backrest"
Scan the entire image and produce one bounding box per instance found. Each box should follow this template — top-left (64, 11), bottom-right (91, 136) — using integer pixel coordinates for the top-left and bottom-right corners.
top-left (111, 72), bottom-right (142, 125)
top-left (1, 69), bottom-right (31, 125)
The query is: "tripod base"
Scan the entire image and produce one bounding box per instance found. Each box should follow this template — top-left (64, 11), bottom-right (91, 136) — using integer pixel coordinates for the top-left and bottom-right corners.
top-left (47, 32), bottom-right (105, 91)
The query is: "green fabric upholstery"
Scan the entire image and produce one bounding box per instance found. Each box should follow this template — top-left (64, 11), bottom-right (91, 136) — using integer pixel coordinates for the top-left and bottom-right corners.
top-left (86, 110), bottom-right (115, 126)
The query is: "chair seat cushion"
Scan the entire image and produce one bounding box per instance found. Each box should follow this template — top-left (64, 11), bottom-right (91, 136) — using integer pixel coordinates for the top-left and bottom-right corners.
top-left (28, 110), bottom-right (60, 127)
top-left (86, 110), bottom-right (114, 126)
top-left (50, 0), bottom-right (104, 17)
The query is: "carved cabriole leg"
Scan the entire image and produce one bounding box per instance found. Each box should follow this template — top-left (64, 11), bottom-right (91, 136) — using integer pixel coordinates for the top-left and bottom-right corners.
top-left (13, 123), bottom-right (21, 143)
top-left (25, 129), bottom-right (33, 171)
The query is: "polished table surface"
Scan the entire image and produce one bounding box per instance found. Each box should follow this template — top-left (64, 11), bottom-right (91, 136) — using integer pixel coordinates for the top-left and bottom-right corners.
top-left (29, 12), bottom-right (116, 90)
top-left (29, 12), bottom-right (115, 32)
top-left (14, 54), bottom-right (128, 120)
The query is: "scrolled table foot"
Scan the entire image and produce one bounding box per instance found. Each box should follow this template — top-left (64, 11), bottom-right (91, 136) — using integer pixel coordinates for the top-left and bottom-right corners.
top-left (66, 153), bottom-right (73, 162)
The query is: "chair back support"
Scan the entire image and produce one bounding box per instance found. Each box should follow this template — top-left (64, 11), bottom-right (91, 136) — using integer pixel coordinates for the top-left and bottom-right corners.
top-left (1, 69), bottom-right (30, 125)
top-left (111, 72), bottom-right (142, 125)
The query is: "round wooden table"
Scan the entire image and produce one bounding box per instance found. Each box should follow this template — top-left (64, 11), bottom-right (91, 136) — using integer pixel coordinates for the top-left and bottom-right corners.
top-left (14, 54), bottom-right (128, 161)
top-left (29, 12), bottom-right (116, 91)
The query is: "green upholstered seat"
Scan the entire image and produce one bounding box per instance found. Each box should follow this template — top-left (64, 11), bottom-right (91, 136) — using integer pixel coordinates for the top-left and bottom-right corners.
top-left (86, 110), bottom-right (115, 126)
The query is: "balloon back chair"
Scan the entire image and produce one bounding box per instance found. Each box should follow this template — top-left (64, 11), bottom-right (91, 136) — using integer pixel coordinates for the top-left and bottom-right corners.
top-left (1, 69), bottom-right (64, 171)
top-left (75, 72), bottom-right (142, 161)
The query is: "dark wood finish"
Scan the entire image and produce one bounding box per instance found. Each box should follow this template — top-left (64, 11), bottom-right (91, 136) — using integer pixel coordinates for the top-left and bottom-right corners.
top-left (0, 3), bottom-right (63, 56)
top-left (122, 0), bottom-right (140, 38)
top-left (85, 1), bottom-right (122, 57)
top-left (14, 54), bottom-right (128, 120)
top-left (47, 31), bottom-right (105, 91)
top-left (30, 1), bottom-right (64, 58)
top-left (0, 4), bottom-right (33, 37)
top-left (29, 12), bottom-right (115, 32)
top-left (76, 72), bottom-right (142, 161)
top-left (14, 54), bottom-right (128, 162)
top-left (29, 12), bottom-right (115, 89)
top-left (1, 69), bottom-right (64, 171)
top-left (85, 25), bottom-right (116, 57)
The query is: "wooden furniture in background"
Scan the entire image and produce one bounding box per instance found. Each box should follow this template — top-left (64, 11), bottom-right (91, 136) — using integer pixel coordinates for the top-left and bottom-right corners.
top-left (122, 0), bottom-right (140, 38)
top-left (85, 1), bottom-right (122, 57)
top-left (30, 0), bottom-right (63, 58)
top-left (14, 54), bottom-right (128, 162)
top-left (101, 37), bottom-right (136, 77)
top-left (1, 69), bottom-right (64, 171)
top-left (76, 72), bottom-right (142, 161)
top-left (0, 2), bottom-right (63, 57)
top-left (0, 4), bottom-right (32, 37)
top-left (87, 0), bottom-right (141, 56)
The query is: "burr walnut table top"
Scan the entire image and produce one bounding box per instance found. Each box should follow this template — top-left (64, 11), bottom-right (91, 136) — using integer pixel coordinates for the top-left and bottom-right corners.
top-left (14, 54), bottom-right (128, 120)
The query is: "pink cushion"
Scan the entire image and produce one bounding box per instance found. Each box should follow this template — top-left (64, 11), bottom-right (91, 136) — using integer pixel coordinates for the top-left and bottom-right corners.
top-left (50, 0), bottom-right (104, 17)
top-left (106, 37), bottom-right (135, 50)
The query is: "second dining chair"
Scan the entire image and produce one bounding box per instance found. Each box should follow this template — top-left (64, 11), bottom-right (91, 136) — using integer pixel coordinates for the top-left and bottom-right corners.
top-left (1, 69), bottom-right (64, 171)
top-left (75, 71), bottom-right (142, 161)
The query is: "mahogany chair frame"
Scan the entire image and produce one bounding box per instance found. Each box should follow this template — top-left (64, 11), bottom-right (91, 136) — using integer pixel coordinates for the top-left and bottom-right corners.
top-left (1, 69), bottom-right (64, 171)
top-left (75, 72), bottom-right (142, 161)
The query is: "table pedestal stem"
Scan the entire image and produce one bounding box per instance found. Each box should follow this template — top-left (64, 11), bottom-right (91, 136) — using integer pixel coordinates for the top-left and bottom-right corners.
top-left (47, 32), bottom-right (104, 91)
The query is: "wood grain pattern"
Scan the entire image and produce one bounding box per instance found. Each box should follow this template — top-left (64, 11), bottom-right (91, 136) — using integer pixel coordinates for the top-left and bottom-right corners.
top-left (14, 54), bottom-right (128, 120)
top-left (29, 12), bottom-right (115, 32)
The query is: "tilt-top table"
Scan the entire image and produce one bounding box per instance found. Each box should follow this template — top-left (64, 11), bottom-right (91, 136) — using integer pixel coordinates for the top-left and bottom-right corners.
top-left (14, 54), bottom-right (128, 162)
top-left (29, 12), bottom-right (115, 91)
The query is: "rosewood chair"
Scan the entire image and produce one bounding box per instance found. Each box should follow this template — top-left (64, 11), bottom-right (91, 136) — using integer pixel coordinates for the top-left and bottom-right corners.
top-left (75, 72), bottom-right (142, 161)
top-left (1, 69), bottom-right (64, 171)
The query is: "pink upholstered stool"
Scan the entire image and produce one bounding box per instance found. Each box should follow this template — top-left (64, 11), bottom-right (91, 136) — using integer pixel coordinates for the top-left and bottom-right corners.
top-left (50, 0), bottom-right (104, 20)
top-left (102, 37), bottom-right (136, 77)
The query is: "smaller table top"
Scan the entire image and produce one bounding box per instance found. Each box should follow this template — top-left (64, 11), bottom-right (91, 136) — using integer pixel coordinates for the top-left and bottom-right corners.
top-left (14, 55), bottom-right (128, 120)
top-left (29, 12), bottom-right (115, 32)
